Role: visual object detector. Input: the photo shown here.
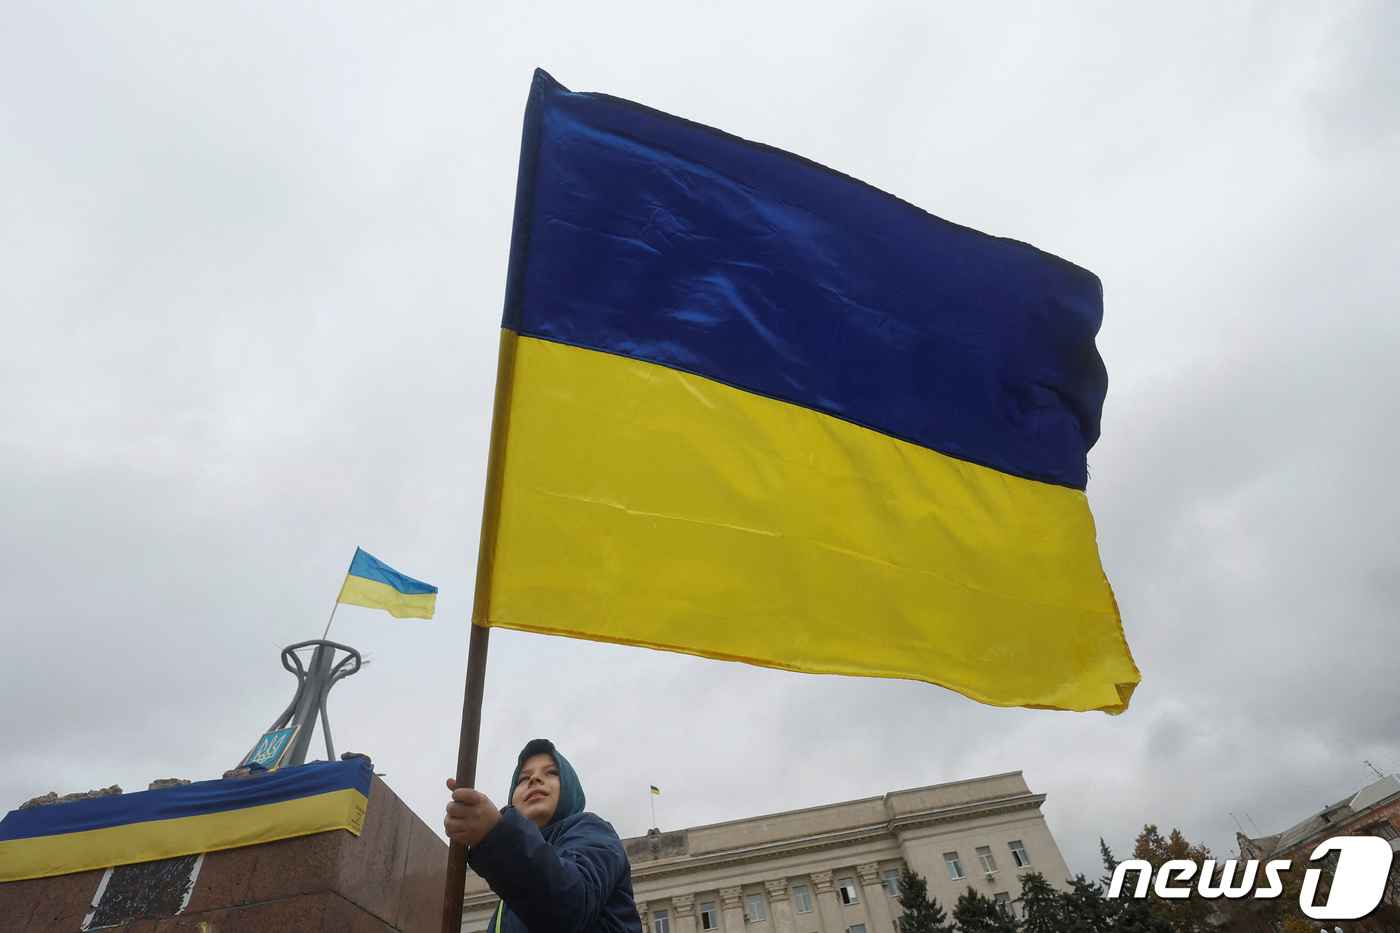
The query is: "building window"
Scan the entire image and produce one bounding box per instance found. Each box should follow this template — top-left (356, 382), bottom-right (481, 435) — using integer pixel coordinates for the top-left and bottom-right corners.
top-left (976, 846), bottom-right (998, 875)
top-left (994, 892), bottom-right (1015, 918)
top-left (837, 877), bottom-right (859, 905)
top-left (1008, 840), bottom-right (1031, 868)
top-left (944, 852), bottom-right (965, 881)
top-left (701, 902), bottom-right (718, 931)
top-left (654, 910), bottom-right (670, 933)
top-left (1368, 821), bottom-right (1399, 841)
top-left (746, 893), bottom-right (766, 922)
top-left (793, 885), bottom-right (813, 913)
top-left (848, 926), bottom-right (867, 933)
top-left (883, 869), bottom-right (902, 896)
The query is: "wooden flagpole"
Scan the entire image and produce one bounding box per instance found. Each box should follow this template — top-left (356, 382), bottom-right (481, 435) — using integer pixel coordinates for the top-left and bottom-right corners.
top-left (439, 330), bottom-right (519, 933)
top-left (439, 621), bottom-right (490, 933)
top-left (323, 552), bottom-right (356, 640)
top-left (321, 601), bottom-right (340, 641)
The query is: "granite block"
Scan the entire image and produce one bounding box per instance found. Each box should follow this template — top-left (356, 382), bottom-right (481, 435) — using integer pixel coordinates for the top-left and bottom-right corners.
top-left (334, 776), bottom-right (410, 921)
top-left (395, 815), bottom-right (448, 933)
top-left (0, 868), bottom-right (103, 932)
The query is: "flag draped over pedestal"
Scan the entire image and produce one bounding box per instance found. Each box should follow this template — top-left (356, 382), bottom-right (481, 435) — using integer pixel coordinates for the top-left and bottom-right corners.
top-left (0, 759), bottom-right (371, 883)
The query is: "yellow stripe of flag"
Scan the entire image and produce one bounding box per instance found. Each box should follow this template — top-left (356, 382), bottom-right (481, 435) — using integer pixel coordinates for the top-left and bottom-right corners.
top-left (481, 334), bottom-right (1136, 713)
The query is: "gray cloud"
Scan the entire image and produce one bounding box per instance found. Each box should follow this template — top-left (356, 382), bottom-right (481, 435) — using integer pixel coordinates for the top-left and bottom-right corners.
top-left (2, 0), bottom-right (1398, 886)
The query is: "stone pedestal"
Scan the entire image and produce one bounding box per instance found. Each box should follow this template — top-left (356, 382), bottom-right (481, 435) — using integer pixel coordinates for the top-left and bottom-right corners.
top-left (0, 774), bottom-right (446, 932)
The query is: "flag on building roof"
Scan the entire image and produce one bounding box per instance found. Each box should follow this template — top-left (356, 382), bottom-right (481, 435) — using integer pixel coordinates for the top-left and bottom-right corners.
top-left (650, 785), bottom-right (661, 796)
top-left (471, 69), bottom-right (1139, 714)
top-left (337, 548), bottom-right (437, 620)
top-left (0, 759), bottom-right (370, 882)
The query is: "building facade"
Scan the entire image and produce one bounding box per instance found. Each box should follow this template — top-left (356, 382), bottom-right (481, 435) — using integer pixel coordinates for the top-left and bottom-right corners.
top-left (459, 770), bottom-right (1071, 932)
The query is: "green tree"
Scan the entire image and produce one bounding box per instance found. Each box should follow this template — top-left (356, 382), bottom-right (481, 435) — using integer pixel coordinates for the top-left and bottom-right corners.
top-left (953, 886), bottom-right (1019, 933)
top-left (1016, 872), bottom-right (1064, 933)
top-left (1060, 874), bottom-right (1115, 933)
top-left (1019, 854), bottom-right (1140, 933)
top-left (894, 868), bottom-right (952, 933)
top-left (1098, 838), bottom-right (1119, 887)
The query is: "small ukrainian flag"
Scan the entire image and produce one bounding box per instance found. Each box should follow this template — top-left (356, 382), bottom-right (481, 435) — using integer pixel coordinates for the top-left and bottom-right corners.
top-left (336, 548), bottom-right (437, 619)
top-left (650, 785), bottom-right (660, 796)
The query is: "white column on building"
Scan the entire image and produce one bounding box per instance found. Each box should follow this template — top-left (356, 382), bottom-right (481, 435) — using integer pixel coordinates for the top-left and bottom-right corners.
top-left (857, 863), bottom-right (895, 933)
top-left (720, 886), bottom-right (746, 933)
top-left (810, 870), bottom-right (844, 933)
top-left (638, 901), bottom-right (651, 933)
top-left (674, 894), bottom-right (698, 933)
top-left (765, 879), bottom-right (796, 933)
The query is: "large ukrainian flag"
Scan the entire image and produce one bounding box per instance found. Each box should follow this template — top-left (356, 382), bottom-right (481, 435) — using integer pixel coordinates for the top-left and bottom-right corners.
top-left (474, 70), bottom-right (1139, 713)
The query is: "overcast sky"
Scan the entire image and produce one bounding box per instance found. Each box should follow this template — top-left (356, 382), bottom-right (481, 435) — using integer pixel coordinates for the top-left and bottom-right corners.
top-left (2, 1), bottom-right (1398, 883)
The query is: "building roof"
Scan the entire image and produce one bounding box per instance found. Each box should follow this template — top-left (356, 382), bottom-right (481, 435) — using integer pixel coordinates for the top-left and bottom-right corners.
top-left (1240, 773), bottom-right (1400, 859)
top-left (1349, 774), bottom-right (1400, 813)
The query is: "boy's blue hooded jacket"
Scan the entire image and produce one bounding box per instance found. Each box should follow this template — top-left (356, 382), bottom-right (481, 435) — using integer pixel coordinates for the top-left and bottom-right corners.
top-left (467, 739), bottom-right (641, 933)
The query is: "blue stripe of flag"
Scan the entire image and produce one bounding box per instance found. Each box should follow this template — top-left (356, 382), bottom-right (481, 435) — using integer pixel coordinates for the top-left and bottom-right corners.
top-left (504, 70), bottom-right (1106, 490)
top-left (348, 548), bottom-right (437, 595)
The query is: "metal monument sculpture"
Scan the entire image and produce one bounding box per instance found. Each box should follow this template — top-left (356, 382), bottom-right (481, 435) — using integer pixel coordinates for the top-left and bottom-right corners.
top-left (242, 639), bottom-right (362, 770)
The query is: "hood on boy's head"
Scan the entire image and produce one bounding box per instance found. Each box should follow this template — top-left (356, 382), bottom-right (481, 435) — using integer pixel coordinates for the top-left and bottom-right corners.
top-left (509, 738), bottom-right (586, 826)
